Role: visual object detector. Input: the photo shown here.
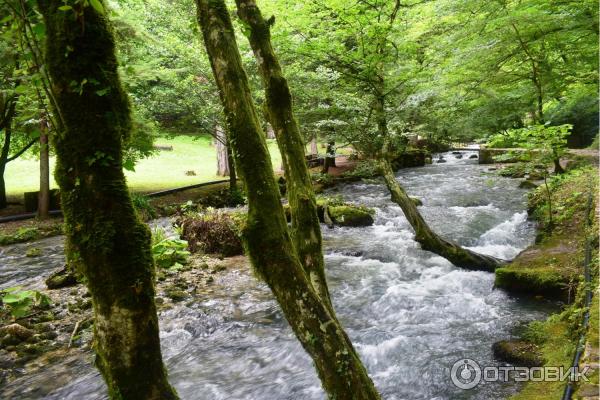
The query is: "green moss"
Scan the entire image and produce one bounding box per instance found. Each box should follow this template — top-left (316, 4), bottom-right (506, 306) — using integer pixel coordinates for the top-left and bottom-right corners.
top-left (328, 205), bottom-right (375, 227)
top-left (587, 293), bottom-right (599, 348)
top-left (492, 340), bottom-right (544, 367)
top-left (495, 267), bottom-right (574, 300)
top-left (510, 315), bottom-right (577, 399)
top-left (25, 247), bottom-right (42, 257)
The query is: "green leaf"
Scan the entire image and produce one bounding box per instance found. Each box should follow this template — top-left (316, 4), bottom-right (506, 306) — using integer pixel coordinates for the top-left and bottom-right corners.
top-left (88, 0), bottom-right (105, 14)
top-left (32, 23), bottom-right (46, 39)
top-left (14, 85), bottom-right (28, 94)
top-left (58, 5), bottom-right (72, 11)
top-left (123, 158), bottom-right (136, 171)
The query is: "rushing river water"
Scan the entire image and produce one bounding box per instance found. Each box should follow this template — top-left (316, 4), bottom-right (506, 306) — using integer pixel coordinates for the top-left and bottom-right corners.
top-left (1, 151), bottom-right (557, 399)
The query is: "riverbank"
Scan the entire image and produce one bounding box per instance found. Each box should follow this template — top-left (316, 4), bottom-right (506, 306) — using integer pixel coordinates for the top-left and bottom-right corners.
top-left (0, 248), bottom-right (239, 391)
top-left (492, 165), bottom-right (599, 399)
top-left (1, 152), bottom-right (548, 399)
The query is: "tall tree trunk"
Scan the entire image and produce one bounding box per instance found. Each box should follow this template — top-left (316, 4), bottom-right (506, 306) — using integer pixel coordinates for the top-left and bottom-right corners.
top-left (322, 141), bottom-right (336, 173)
top-left (0, 126), bottom-right (10, 210)
top-left (195, 2), bottom-right (380, 398)
top-left (310, 136), bottom-right (318, 156)
top-left (215, 124), bottom-right (229, 176)
top-left (0, 162), bottom-right (6, 210)
top-left (0, 96), bottom-right (16, 210)
top-left (37, 2), bottom-right (178, 399)
top-left (236, 0), bottom-right (333, 311)
top-left (38, 118), bottom-right (50, 219)
top-left (553, 150), bottom-right (564, 174)
top-left (265, 122), bottom-right (275, 139)
top-left (226, 142), bottom-right (237, 190)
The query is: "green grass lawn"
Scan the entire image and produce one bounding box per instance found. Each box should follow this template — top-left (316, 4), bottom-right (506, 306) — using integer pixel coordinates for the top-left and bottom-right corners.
top-left (5, 135), bottom-right (284, 197)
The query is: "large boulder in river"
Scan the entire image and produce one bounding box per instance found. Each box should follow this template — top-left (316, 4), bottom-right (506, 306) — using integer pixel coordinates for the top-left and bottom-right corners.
top-left (518, 180), bottom-right (538, 190)
top-left (492, 340), bottom-right (543, 367)
top-left (46, 266), bottom-right (78, 289)
top-left (328, 205), bottom-right (374, 227)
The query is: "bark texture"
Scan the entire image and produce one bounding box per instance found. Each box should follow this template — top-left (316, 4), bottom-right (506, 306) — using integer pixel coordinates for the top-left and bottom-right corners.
top-left (215, 124), bottom-right (229, 176)
top-left (236, 0), bottom-right (333, 311)
top-left (195, 1), bottom-right (380, 398)
top-left (37, 1), bottom-right (178, 398)
top-left (322, 141), bottom-right (336, 173)
top-left (38, 119), bottom-right (50, 218)
top-left (379, 158), bottom-right (504, 271)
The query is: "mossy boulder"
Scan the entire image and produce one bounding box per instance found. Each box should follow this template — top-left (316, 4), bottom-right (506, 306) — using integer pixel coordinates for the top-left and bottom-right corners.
top-left (518, 180), bottom-right (539, 189)
top-left (328, 205), bottom-right (374, 227)
top-left (45, 266), bottom-right (78, 290)
top-left (495, 266), bottom-right (573, 300)
top-left (492, 340), bottom-right (544, 367)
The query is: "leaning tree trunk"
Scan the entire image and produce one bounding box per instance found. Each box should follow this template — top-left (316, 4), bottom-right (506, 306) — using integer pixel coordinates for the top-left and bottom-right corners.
top-left (38, 118), bottom-right (50, 219)
top-left (236, 0), bottom-right (333, 312)
top-left (379, 158), bottom-right (504, 271)
top-left (195, 2), bottom-right (380, 398)
top-left (37, 1), bottom-right (178, 399)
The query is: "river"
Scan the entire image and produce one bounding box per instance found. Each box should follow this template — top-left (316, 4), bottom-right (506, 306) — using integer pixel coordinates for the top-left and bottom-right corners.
top-left (0, 151), bottom-right (556, 399)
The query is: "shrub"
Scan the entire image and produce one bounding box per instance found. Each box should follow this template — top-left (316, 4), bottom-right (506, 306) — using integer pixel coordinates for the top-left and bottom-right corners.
top-left (198, 187), bottom-right (246, 208)
top-left (131, 193), bottom-right (157, 220)
top-left (151, 228), bottom-right (190, 269)
top-left (311, 172), bottom-right (334, 186)
top-left (178, 209), bottom-right (245, 256)
top-left (342, 160), bottom-right (381, 179)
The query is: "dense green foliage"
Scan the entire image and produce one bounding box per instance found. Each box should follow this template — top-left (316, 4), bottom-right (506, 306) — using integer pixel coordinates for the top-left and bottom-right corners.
top-left (2, 0), bottom-right (596, 206)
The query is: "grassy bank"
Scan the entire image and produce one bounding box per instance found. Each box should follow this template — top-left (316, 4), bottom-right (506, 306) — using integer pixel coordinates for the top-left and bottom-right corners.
top-left (5, 134), bottom-right (284, 197)
top-left (494, 165), bottom-right (599, 399)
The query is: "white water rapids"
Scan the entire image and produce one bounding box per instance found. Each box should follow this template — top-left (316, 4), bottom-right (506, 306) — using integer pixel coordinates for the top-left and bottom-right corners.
top-left (0, 151), bottom-right (557, 399)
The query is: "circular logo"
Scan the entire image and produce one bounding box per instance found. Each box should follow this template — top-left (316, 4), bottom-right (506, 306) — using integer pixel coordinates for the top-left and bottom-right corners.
top-left (450, 358), bottom-right (482, 389)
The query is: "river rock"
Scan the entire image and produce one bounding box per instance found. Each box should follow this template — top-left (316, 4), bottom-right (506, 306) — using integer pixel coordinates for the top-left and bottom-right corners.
top-left (328, 205), bottom-right (374, 227)
top-left (46, 266), bottom-right (78, 290)
top-left (341, 250), bottom-right (364, 257)
top-left (492, 339), bottom-right (543, 367)
top-left (454, 154), bottom-right (463, 159)
top-left (469, 154), bottom-right (478, 159)
top-left (0, 324), bottom-right (34, 342)
top-left (437, 158), bottom-right (446, 163)
top-left (518, 180), bottom-right (538, 189)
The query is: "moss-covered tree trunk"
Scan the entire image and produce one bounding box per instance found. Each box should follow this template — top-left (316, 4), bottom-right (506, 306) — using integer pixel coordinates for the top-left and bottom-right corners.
top-left (379, 157), bottom-right (504, 271)
top-left (195, 1), bottom-right (380, 398)
top-left (37, 1), bottom-right (178, 398)
top-left (235, 0), bottom-right (333, 311)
